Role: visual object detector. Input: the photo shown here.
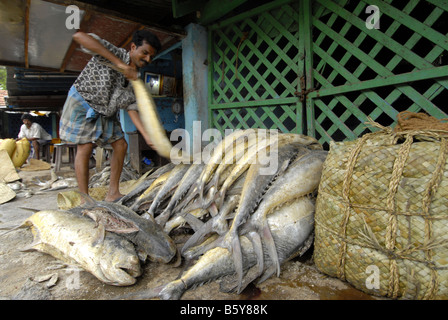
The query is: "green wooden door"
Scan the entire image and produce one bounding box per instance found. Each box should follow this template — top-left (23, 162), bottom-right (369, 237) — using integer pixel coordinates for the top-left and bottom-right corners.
top-left (207, 0), bottom-right (448, 148)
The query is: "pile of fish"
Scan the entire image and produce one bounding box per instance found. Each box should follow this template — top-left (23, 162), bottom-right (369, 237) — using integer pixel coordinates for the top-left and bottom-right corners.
top-left (114, 129), bottom-right (328, 299)
top-left (6, 129), bottom-right (328, 299)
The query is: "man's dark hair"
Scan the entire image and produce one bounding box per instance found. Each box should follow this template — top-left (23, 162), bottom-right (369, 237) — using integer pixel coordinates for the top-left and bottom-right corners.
top-left (21, 113), bottom-right (34, 122)
top-left (132, 30), bottom-right (161, 53)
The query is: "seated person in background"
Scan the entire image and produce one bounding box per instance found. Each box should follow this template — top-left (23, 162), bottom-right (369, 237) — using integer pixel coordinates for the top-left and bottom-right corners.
top-left (17, 113), bottom-right (52, 160)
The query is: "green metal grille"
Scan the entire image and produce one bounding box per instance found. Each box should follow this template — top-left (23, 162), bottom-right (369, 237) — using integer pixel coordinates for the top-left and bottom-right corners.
top-left (208, 0), bottom-right (303, 133)
top-left (208, 0), bottom-right (448, 148)
top-left (307, 0), bottom-right (448, 148)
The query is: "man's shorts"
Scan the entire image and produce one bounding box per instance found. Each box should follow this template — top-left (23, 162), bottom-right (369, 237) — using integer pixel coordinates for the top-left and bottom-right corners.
top-left (59, 86), bottom-right (124, 147)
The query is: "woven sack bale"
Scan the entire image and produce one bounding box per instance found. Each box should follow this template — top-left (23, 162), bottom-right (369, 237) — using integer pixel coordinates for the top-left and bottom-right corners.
top-left (314, 128), bottom-right (448, 300)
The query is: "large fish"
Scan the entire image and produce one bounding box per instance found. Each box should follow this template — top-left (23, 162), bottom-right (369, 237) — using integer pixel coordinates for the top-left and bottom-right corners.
top-left (240, 150), bottom-right (327, 280)
top-left (195, 129), bottom-right (264, 204)
top-left (131, 170), bottom-right (172, 211)
top-left (117, 195), bottom-right (315, 299)
top-left (131, 79), bottom-right (192, 162)
top-left (155, 163), bottom-right (205, 227)
top-left (213, 142), bottom-right (311, 292)
top-left (117, 163), bottom-right (176, 207)
top-left (147, 163), bottom-right (191, 219)
top-left (20, 210), bottom-right (142, 286)
top-left (73, 194), bottom-right (177, 264)
top-left (216, 133), bottom-right (317, 208)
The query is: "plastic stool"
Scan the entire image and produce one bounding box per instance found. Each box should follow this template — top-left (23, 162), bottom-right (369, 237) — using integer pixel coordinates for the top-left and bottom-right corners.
top-left (53, 143), bottom-right (77, 171)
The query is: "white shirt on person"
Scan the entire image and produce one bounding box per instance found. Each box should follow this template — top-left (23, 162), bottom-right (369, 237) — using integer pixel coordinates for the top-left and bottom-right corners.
top-left (18, 122), bottom-right (52, 141)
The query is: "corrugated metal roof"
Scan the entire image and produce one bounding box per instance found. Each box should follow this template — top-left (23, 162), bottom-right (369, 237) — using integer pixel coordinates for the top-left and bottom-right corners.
top-left (0, 0), bottom-right (190, 73)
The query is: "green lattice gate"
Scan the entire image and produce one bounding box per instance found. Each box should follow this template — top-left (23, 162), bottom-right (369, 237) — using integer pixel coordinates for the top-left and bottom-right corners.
top-left (208, 0), bottom-right (448, 148)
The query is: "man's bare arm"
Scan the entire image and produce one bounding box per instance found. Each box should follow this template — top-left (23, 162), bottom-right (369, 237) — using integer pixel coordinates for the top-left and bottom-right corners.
top-left (72, 32), bottom-right (137, 80)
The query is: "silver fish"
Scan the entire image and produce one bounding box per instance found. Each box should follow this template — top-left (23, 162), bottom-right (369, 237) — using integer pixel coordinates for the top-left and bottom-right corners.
top-left (156, 163), bottom-right (206, 227)
top-left (132, 79), bottom-right (191, 163)
top-left (240, 150), bottom-right (327, 281)
top-left (20, 210), bottom-right (142, 286)
top-left (73, 193), bottom-right (177, 264)
top-left (118, 195), bottom-right (315, 299)
top-left (148, 163), bottom-right (191, 219)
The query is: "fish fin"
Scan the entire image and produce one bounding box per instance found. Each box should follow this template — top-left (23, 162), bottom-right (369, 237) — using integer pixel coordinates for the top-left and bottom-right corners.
top-left (92, 223), bottom-right (106, 246)
top-left (20, 236), bottom-right (42, 252)
top-left (171, 248), bottom-right (182, 268)
top-left (0, 219), bottom-right (30, 237)
top-left (256, 265), bottom-right (276, 285)
top-left (247, 231), bottom-right (264, 277)
top-left (18, 207), bottom-right (40, 213)
top-left (261, 222), bottom-right (281, 277)
top-left (181, 220), bottom-right (213, 254)
top-left (154, 208), bottom-right (171, 227)
top-left (230, 235), bottom-right (244, 294)
top-left (182, 212), bottom-right (204, 232)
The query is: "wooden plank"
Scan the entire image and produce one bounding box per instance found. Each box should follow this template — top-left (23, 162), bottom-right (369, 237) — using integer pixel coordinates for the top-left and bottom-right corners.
top-left (209, 0), bottom-right (293, 30)
top-left (199, 0), bottom-right (249, 25)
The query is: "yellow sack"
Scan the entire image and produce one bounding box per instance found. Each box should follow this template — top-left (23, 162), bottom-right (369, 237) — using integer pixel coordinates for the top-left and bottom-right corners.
top-left (11, 138), bottom-right (30, 168)
top-left (0, 139), bottom-right (16, 158)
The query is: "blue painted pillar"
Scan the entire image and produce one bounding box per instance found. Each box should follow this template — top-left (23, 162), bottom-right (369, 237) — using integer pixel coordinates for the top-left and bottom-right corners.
top-left (182, 23), bottom-right (208, 153)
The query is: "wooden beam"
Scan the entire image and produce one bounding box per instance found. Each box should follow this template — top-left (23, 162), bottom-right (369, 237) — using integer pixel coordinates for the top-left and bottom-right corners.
top-left (42, 0), bottom-right (186, 37)
top-left (59, 10), bottom-right (92, 73)
top-left (172, 0), bottom-right (206, 18)
top-left (119, 24), bottom-right (145, 49)
top-left (24, 0), bottom-right (31, 68)
top-left (198, 0), bottom-right (248, 25)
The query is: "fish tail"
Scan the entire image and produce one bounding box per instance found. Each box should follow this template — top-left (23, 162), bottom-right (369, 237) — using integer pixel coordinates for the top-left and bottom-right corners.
top-left (159, 279), bottom-right (187, 300)
top-left (154, 208), bottom-right (171, 227)
top-left (230, 235), bottom-right (244, 294)
top-left (181, 220), bottom-right (213, 254)
top-left (247, 231), bottom-right (264, 277)
top-left (261, 222), bottom-right (281, 277)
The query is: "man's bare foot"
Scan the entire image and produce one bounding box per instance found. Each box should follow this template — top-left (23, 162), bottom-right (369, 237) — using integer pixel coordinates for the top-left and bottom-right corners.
top-left (104, 192), bottom-right (124, 202)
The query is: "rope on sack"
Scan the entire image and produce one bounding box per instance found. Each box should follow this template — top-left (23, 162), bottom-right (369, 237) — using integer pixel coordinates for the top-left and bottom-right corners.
top-left (334, 113), bottom-right (448, 298)
top-left (395, 111), bottom-right (448, 132)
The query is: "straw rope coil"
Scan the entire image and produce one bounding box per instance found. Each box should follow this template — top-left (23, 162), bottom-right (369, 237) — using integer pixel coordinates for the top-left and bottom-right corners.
top-left (314, 113), bottom-right (448, 299)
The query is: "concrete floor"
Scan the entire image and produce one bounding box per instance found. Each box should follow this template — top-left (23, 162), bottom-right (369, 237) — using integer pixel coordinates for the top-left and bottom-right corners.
top-left (0, 162), bottom-right (384, 301)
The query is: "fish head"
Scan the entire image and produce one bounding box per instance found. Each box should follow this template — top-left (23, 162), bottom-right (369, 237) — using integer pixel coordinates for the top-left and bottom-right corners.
top-left (141, 213), bottom-right (177, 263)
top-left (99, 237), bottom-right (142, 286)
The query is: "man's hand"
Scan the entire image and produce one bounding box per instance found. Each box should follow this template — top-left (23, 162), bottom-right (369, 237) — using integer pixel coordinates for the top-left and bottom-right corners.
top-left (119, 63), bottom-right (139, 81)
